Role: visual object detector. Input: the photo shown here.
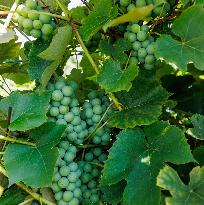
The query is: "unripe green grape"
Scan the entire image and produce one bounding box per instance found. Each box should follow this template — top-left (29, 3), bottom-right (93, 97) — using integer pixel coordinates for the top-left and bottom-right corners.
top-left (146, 42), bottom-right (155, 54)
top-left (88, 180), bottom-right (97, 189)
top-left (85, 108), bottom-right (93, 118)
top-left (69, 198), bottom-right (79, 205)
top-left (67, 183), bottom-right (76, 191)
top-left (59, 141), bottom-right (70, 150)
top-left (127, 32), bottom-right (137, 42)
top-left (16, 5), bottom-right (24, 15)
top-left (83, 190), bottom-right (91, 198)
top-left (56, 119), bottom-right (67, 125)
top-left (127, 3), bottom-right (135, 11)
top-left (72, 116), bottom-right (81, 126)
top-left (58, 200), bottom-right (67, 205)
top-left (88, 91), bottom-right (97, 99)
top-left (68, 172), bottom-right (78, 183)
top-left (67, 132), bottom-right (77, 142)
top-left (83, 163), bottom-right (92, 172)
top-left (138, 48), bottom-right (147, 58)
top-left (142, 40), bottom-right (150, 48)
top-left (93, 148), bottom-right (102, 156)
top-left (71, 107), bottom-right (80, 116)
top-left (93, 136), bottom-right (101, 144)
top-left (59, 148), bottom-right (65, 158)
top-left (33, 20), bottom-right (43, 29)
top-left (130, 57), bottom-right (138, 64)
top-left (137, 31), bottom-right (147, 41)
top-left (56, 114), bottom-right (64, 120)
top-left (59, 166), bottom-right (70, 176)
top-left (41, 24), bottom-right (54, 36)
top-left (91, 98), bottom-right (101, 106)
top-left (59, 105), bottom-right (68, 114)
top-left (39, 14), bottom-right (51, 23)
top-left (21, 7), bottom-right (30, 17)
top-left (131, 24), bottom-right (140, 33)
top-left (28, 12), bottom-right (39, 20)
top-left (85, 153), bottom-right (94, 161)
top-left (70, 81), bottom-right (78, 90)
top-left (144, 64), bottom-right (154, 70)
top-left (23, 28), bottom-right (30, 35)
top-left (55, 81), bottom-right (66, 90)
top-left (99, 153), bottom-right (107, 162)
top-left (92, 168), bottom-right (99, 177)
top-left (73, 188), bottom-right (82, 198)
top-left (64, 152), bottom-right (75, 162)
top-left (52, 101), bottom-right (60, 107)
top-left (25, 0), bottom-right (37, 9)
top-left (52, 182), bottom-right (61, 192)
top-left (136, 0), bottom-right (146, 7)
top-left (132, 41), bottom-right (141, 50)
top-left (141, 25), bottom-right (149, 32)
top-left (49, 107), bottom-right (59, 117)
top-left (66, 124), bottom-right (74, 132)
top-left (58, 177), bottom-right (69, 188)
top-left (102, 133), bottom-right (110, 142)
top-left (18, 16), bottom-right (26, 24)
top-left (64, 112), bottom-right (74, 122)
top-left (145, 55), bottom-right (155, 64)
top-left (52, 172), bottom-right (61, 182)
top-left (63, 191), bottom-right (73, 202)
top-left (74, 125), bottom-right (83, 133)
top-left (70, 98), bottom-right (79, 107)
top-left (55, 191), bottom-right (63, 201)
top-left (22, 18), bottom-right (33, 30)
top-left (92, 114), bottom-right (101, 123)
top-left (124, 32), bottom-right (129, 39)
top-left (52, 90), bottom-right (63, 101)
top-left (83, 101), bottom-right (91, 109)
top-left (69, 162), bottom-right (78, 171)
top-left (81, 173), bottom-right (92, 183)
top-left (93, 105), bottom-right (103, 114)
top-left (119, 0), bottom-right (130, 7)
top-left (62, 86), bottom-right (73, 96)
top-left (61, 97), bottom-right (71, 106)
top-left (30, 29), bottom-right (41, 38)
top-left (90, 194), bottom-right (100, 203)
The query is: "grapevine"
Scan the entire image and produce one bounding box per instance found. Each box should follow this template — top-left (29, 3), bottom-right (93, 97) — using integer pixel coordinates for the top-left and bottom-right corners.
top-left (0, 0), bottom-right (204, 205)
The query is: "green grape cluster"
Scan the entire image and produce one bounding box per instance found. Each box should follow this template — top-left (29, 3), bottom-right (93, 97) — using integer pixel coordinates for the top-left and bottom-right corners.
top-left (47, 78), bottom-right (88, 145)
top-left (119, 0), bottom-right (170, 17)
top-left (124, 23), bottom-right (156, 69)
top-left (85, 33), bottom-right (102, 52)
top-left (15, 0), bottom-right (56, 40)
top-left (81, 91), bottom-right (112, 145)
top-left (52, 141), bottom-right (82, 205)
top-left (79, 148), bottom-right (107, 205)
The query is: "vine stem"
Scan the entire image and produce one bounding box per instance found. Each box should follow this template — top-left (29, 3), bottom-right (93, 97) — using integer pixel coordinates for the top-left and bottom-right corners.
top-left (73, 26), bottom-right (123, 110)
top-left (0, 165), bottom-right (56, 205)
top-left (0, 135), bottom-right (35, 147)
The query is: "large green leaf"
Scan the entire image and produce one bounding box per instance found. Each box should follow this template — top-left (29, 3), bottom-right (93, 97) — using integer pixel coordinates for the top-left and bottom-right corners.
top-left (97, 60), bottom-right (138, 92)
top-left (109, 72), bottom-right (170, 128)
top-left (100, 121), bottom-right (194, 205)
top-left (155, 5), bottom-right (204, 71)
top-left (3, 122), bottom-right (66, 188)
top-left (99, 39), bottom-right (132, 64)
top-left (0, 92), bottom-right (51, 131)
top-left (79, 0), bottom-right (118, 41)
top-left (39, 25), bottom-right (72, 90)
top-left (157, 165), bottom-right (204, 205)
top-left (187, 114), bottom-right (204, 140)
top-left (28, 39), bottom-right (51, 80)
top-left (193, 146), bottom-right (204, 166)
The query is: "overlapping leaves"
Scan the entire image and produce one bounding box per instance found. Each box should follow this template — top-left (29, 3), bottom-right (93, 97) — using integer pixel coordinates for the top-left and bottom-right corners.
top-left (101, 121), bottom-right (195, 205)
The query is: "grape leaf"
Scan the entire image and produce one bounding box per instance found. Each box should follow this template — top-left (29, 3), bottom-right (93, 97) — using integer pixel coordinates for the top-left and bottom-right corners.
top-left (97, 60), bottom-right (138, 92)
top-left (155, 5), bottom-right (204, 71)
top-left (157, 165), bottom-right (204, 205)
top-left (0, 25), bottom-right (15, 44)
top-left (0, 92), bottom-right (51, 131)
top-left (99, 39), bottom-right (132, 64)
top-left (28, 39), bottom-right (51, 80)
top-left (79, 0), bottom-right (118, 41)
top-left (193, 146), bottom-right (204, 166)
top-left (187, 114), bottom-right (204, 140)
top-left (0, 40), bottom-right (21, 63)
top-left (71, 6), bottom-right (87, 23)
top-left (39, 25), bottom-right (72, 90)
top-left (100, 121), bottom-right (195, 205)
top-left (109, 72), bottom-right (170, 128)
top-left (101, 180), bottom-right (126, 205)
top-left (3, 122), bottom-right (66, 188)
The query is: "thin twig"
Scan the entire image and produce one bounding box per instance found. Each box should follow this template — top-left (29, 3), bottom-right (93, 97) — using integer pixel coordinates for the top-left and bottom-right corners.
top-left (1, 76), bottom-right (11, 93)
top-left (5, 107), bottom-right (12, 135)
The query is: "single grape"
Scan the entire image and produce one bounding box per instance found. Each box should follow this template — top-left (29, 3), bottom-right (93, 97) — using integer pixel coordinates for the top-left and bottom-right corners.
top-left (127, 3), bottom-right (135, 11)
top-left (56, 119), bottom-right (67, 125)
top-left (90, 194), bottom-right (100, 203)
top-left (71, 107), bottom-right (80, 116)
top-left (85, 108), bottom-right (93, 118)
top-left (64, 112), bottom-right (74, 122)
top-left (21, 7), bottom-right (30, 17)
top-left (58, 177), bottom-right (69, 188)
top-left (30, 29), bottom-right (41, 38)
top-left (52, 172), bottom-right (61, 182)
top-left (70, 98), bottom-right (79, 107)
top-left (59, 141), bottom-right (70, 150)
top-left (127, 32), bottom-right (137, 42)
top-left (138, 47), bottom-right (147, 58)
top-left (99, 153), bottom-right (107, 162)
top-left (81, 173), bottom-right (92, 183)
top-left (131, 24), bottom-right (140, 33)
top-left (55, 81), bottom-right (66, 90)
top-left (52, 90), bottom-right (63, 101)
top-left (83, 163), bottom-right (92, 172)
top-left (59, 166), bottom-right (70, 176)
top-left (146, 42), bottom-right (155, 54)
top-left (73, 188), bottom-right (82, 198)
top-left (61, 97), bottom-right (71, 106)
top-left (92, 168), bottom-right (99, 177)
top-left (93, 148), bottom-right (102, 156)
top-left (70, 81), bottom-right (78, 90)
top-left (137, 31), bottom-right (147, 41)
top-left (142, 40), bottom-right (150, 48)
top-left (102, 133), bottom-right (110, 143)
top-left (88, 180), bottom-right (97, 189)
top-left (130, 57), bottom-right (138, 64)
top-left (58, 200), bottom-right (67, 205)
top-left (85, 153), bottom-right (94, 161)
top-left (69, 198), bottom-right (79, 205)
top-left (39, 14), bottom-right (51, 24)
top-left (66, 124), bottom-right (74, 132)
top-left (83, 101), bottom-right (92, 109)
top-left (136, 0), bottom-right (146, 7)
top-left (23, 28), bottom-right (31, 35)
top-left (28, 12), bottom-right (39, 20)
top-left (18, 16), bottom-right (26, 25)
top-left (145, 55), bottom-right (155, 64)
top-left (63, 191), bottom-right (73, 202)
top-left (49, 107), bottom-right (59, 117)
top-left (120, 0), bottom-right (130, 7)
top-left (74, 125), bottom-right (83, 133)
top-left (22, 18), bottom-right (33, 30)
top-left (68, 172), bottom-right (79, 183)
top-left (52, 101), bottom-right (60, 107)
top-left (93, 105), bottom-right (103, 115)
top-left (132, 41), bottom-right (141, 50)
top-left (92, 115), bottom-right (101, 123)
top-left (67, 132), bottom-right (77, 142)
top-left (67, 183), bottom-right (76, 191)
top-left (141, 25), bottom-right (149, 32)
top-left (41, 24), bottom-right (54, 36)
top-left (52, 182), bottom-right (61, 192)
top-left (64, 152), bottom-right (75, 162)
top-left (55, 191), bottom-right (63, 201)
top-left (59, 105), bottom-right (68, 114)
top-left (33, 20), bottom-right (43, 29)
top-left (93, 136), bottom-right (101, 144)
top-left (83, 190), bottom-right (91, 198)
top-left (69, 162), bottom-right (78, 172)
top-left (59, 148), bottom-right (65, 158)
top-left (25, 0), bottom-right (37, 9)
top-left (71, 116), bottom-right (81, 126)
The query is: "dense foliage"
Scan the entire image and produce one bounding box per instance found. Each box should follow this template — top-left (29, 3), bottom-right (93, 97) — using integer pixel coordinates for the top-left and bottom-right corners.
top-left (0, 0), bottom-right (204, 205)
